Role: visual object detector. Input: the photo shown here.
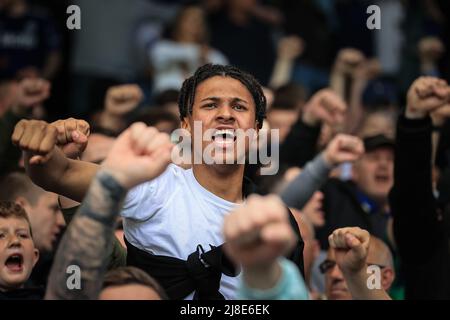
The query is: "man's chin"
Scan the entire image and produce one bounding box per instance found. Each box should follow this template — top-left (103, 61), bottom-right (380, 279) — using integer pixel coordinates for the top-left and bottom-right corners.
top-left (328, 289), bottom-right (352, 300)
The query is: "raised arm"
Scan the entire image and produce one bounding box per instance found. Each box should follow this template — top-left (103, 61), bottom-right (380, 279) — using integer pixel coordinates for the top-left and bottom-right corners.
top-left (11, 118), bottom-right (98, 202)
top-left (389, 77), bottom-right (450, 299)
top-left (280, 89), bottom-right (347, 167)
top-left (223, 195), bottom-right (308, 300)
top-left (329, 227), bottom-right (391, 300)
top-left (1, 78), bottom-right (50, 175)
top-left (281, 134), bottom-right (364, 209)
top-left (45, 122), bottom-right (174, 299)
top-left (390, 77), bottom-right (450, 255)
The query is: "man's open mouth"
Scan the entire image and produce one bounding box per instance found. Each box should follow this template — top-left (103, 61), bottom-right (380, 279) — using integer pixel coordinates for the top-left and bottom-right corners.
top-left (5, 253), bottom-right (24, 272)
top-left (212, 129), bottom-right (236, 144)
top-left (375, 174), bottom-right (390, 183)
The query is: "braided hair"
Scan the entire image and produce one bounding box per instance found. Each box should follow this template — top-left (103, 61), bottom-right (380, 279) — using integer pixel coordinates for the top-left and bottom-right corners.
top-left (178, 64), bottom-right (266, 129)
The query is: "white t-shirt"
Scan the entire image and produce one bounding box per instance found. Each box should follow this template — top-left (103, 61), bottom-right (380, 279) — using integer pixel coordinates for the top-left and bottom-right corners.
top-left (121, 164), bottom-right (240, 299)
top-left (149, 40), bottom-right (228, 93)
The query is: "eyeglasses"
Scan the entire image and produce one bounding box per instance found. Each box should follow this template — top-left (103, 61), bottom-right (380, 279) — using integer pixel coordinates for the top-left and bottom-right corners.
top-left (319, 259), bottom-right (386, 274)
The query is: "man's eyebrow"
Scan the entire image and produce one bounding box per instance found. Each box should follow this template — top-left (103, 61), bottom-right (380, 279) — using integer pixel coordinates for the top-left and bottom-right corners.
top-left (200, 97), bottom-right (249, 104)
top-left (231, 97), bottom-right (249, 104)
top-left (200, 97), bottom-right (220, 102)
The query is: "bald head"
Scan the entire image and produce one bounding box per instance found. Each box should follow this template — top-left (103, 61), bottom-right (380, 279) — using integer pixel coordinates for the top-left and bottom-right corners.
top-left (325, 234), bottom-right (395, 300)
top-left (367, 236), bottom-right (393, 269)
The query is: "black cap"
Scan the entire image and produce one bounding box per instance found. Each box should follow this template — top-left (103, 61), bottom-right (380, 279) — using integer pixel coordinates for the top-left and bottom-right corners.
top-left (363, 134), bottom-right (395, 152)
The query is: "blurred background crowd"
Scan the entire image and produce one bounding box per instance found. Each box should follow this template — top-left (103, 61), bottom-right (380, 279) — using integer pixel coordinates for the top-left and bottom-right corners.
top-left (1, 0), bottom-right (450, 300)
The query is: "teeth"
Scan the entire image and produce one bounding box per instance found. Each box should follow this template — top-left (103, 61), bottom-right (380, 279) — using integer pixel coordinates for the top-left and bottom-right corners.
top-left (214, 129), bottom-right (235, 140)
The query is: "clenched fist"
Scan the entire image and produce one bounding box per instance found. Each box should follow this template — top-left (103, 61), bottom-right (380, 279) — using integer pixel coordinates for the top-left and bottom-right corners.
top-left (406, 77), bottom-right (450, 120)
top-left (323, 134), bottom-right (364, 166)
top-left (302, 89), bottom-right (347, 127)
top-left (104, 84), bottom-right (144, 116)
top-left (12, 118), bottom-right (90, 165)
top-left (277, 36), bottom-right (304, 61)
top-left (12, 78), bottom-right (50, 115)
top-left (100, 122), bottom-right (174, 189)
top-left (223, 195), bottom-right (297, 270)
top-left (328, 227), bottom-right (370, 274)
top-left (333, 48), bottom-right (365, 76)
top-left (51, 118), bottom-right (90, 159)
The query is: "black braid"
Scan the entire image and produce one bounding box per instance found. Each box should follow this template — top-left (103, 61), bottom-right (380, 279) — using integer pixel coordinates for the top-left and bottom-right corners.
top-left (178, 64), bottom-right (266, 129)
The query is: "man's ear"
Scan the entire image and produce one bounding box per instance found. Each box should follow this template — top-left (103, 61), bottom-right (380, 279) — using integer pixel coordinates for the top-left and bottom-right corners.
top-left (32, 248), bottom-right (40, 268)
top-left (181, 117), bottom-right (191, 132)
top-left (381, 268), bottom-right (395, 291)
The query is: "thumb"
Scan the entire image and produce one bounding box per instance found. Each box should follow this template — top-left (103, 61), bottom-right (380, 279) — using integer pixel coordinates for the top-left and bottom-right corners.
top-left (29, 154), bottom-right (52, 165)
top-left (71, 130), bottom-right (88, 145)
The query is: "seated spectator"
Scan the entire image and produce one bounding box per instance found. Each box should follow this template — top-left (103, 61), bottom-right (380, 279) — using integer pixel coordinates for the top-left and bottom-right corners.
top-left (0, 201), bottom-right (41, 299)
top-left (150, 3), bottom-right (228, 93)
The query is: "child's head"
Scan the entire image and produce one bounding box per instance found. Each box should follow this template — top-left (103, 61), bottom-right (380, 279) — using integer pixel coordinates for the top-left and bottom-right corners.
top-left (0, 201), bottom-right (39, 291)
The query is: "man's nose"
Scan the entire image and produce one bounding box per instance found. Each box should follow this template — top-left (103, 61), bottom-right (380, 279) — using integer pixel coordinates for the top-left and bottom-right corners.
top-left (216, 105), bottom-right (234, 122)
top-left (329, 263), bottom-right (344, 280)
top-left (55, 210), bottom-right (66, 228)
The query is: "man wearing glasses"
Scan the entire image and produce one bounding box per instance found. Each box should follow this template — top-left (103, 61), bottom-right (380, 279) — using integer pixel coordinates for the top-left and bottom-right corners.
top-left (320, 228), bottom-right (395, 300)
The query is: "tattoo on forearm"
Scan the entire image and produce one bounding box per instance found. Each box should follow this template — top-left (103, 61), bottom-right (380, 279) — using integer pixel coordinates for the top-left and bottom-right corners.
top-left (45, 170), bottom-right (126, 300)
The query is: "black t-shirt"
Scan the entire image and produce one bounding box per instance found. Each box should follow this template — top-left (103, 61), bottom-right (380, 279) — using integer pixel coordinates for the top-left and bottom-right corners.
top-left (0, 287), bottom-right (44, 300)
top-left (0, 7), bottom-right (60, 79)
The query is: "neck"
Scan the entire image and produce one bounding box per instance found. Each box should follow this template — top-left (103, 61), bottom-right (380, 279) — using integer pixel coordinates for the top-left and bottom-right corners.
top-left (175, 34), bottom-right (195, 44)
top-left (193, 164), bottom-right (245, 203)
